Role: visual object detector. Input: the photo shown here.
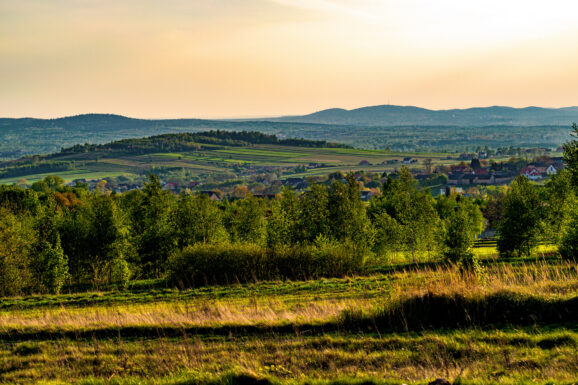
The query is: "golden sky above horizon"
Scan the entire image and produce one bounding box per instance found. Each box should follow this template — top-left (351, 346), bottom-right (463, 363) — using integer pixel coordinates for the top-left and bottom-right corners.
top-left (1, 0), bottom-right (578, 118)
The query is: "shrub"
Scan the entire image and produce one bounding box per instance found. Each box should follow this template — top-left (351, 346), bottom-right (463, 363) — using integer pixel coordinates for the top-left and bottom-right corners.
top-left (167, 241), bottom-right (365, 288)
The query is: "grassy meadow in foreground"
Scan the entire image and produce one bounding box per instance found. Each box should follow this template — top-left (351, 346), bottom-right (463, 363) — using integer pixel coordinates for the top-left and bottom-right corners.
top-left (1, 257), bottom-right (576, 385)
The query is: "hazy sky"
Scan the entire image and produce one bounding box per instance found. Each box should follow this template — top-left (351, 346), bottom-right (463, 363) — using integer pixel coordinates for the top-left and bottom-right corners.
top-left (1, 0), bottom-right (578, 118)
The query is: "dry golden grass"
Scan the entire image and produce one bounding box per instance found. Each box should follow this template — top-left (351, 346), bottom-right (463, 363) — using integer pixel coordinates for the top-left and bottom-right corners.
top-left (2, 260), bottom-right (575, 333)
top-left (0, 297), bottom-right (378, 332)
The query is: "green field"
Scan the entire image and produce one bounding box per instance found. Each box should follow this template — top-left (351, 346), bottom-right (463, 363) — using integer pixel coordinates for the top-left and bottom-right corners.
top-left (2, 256), bottom-right (576, 385)
top-left (0, 142), bottom-right (523, 185)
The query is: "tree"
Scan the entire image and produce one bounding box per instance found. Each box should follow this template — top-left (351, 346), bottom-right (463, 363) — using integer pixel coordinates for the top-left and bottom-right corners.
top-left (437, 195), bottom-right (485, 262)
top-left (369, 168), bottom-right (439, 262)
top-left (227, 196), bottom-right (266, 244)
top-left (557, 123), bottom-right (578, 259)
top-left (544, 170), bottom-right (575, 245)
top-left (298, 183), bottom-right (330, 243)
top-left (442, 206), bottom-right (474, 262)
top-left (175, 193), bottom-right (227, 247)
top-left (36, 237), bottom-right (69, 294)
top-left (0, 208), bottom-right (34, 296)
top-left (497, 176), bottom-right (542, 258)
top-left (559, 204), bottom-right (578, 260)
top-left (563, 123), bottom-right (578, 190)
top-left (130, 174), bottom-right (176, 276)
top-left (266, 187), bottom-right (300, 247)
top-left (327, 174), bottom-right (374, 254)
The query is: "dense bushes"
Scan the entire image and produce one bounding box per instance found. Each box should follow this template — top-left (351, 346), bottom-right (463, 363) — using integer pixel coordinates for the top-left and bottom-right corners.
top-left (168, 240), bottom-right (364, 287)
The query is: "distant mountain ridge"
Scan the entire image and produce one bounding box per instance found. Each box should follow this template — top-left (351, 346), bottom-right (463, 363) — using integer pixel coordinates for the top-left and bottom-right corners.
top-left (269, 105), bottom-right (578, 126)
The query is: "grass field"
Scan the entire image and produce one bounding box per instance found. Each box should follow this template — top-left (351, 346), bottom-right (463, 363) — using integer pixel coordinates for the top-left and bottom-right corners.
top-left (1, 256), bottom-right (576, 385)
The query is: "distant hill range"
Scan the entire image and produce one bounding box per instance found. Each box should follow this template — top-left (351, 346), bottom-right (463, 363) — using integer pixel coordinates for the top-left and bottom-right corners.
top-left (1, 105), bottom-right (577, 160)
top-left (269, 105), bottom-right (578, 126)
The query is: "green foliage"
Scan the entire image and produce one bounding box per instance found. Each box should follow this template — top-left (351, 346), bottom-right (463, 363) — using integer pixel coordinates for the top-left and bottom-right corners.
top-left (327, 174), bottom-right (374, 255)
top-left (0, 208), bottom-right (34, 296)
top-left (439, 196), bottom-right (485, 263)
top-left (559, 204), bottom-right (578, 260)
top-left (369, 168), bottom-right (439, 262)
top-left (266, 188), bottom-right (299, 247)
top-left (0, 185), bottom-right (40, 214)
top-left (443, 206), bottom-right (475, 262)
top-left (227, 196), bottom-right (267, 245)
top-left (35, 237), bottom-right (69, 294)
top-left (498, 176), bottom-right (543, 258)
top-left (563, 122), bottom-right (578, 190)
top-left (110, 257), bottom-right (131, 289)
top-left (175, 193), bottom-right (228, 246)
top-left (131, 174), bottom-right (176, 276)
top-left (544, 170), bottom-right (576, 244)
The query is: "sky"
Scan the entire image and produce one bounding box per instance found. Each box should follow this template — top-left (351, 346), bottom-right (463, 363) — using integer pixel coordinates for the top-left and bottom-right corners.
top-left (1, 0), bottom-right (578, 118)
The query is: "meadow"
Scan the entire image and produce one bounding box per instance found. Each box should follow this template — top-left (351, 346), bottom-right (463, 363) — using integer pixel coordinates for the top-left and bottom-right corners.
top-left (1, 254), bottom-right (576, 385)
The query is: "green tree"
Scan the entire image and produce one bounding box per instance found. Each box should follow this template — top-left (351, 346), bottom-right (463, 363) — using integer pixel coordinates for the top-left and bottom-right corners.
top-left (544, 170), bottom-right (576, 245)
top-left (297, 183), bottom-right (330, 243)
top-left (0, 208), bottom-right (34, 296)
top-left (266, 187), bottom-right (300, 247)
top-left (442, 206), bottom-right (474, 262)
top-left (327, 174), bottom-right (374, 254)
top-left (370, 168), bottom-right (439, 263)
top-left (497, 176), bottom-right (542, 258)
top-left (227, 196), bottom-right (267, 244)
top-left (36, 237), bottom-right (69, 294)
top-left (563, 123), bottom-right (578, 189)
top-left (131, 174), bottom-right (176, 276)
top-left (175, 193), bottom-right (227, 246)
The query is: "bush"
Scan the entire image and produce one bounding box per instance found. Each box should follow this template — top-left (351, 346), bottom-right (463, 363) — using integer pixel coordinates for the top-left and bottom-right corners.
top-left (167, 241), bottom-right (364, 288)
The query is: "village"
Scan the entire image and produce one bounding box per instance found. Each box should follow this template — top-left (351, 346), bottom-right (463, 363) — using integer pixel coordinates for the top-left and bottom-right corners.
top-left (66, 152), bottom-right (567, 201)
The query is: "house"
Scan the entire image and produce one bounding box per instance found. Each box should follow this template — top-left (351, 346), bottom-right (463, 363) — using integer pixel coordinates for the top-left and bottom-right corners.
top-left (402, 157), bottom-right (418, 164)
top-left (459, 153), bottom-right (475, 160)
top-left (546, 165), bottom-right (558, 175)
top-left (358, 160), bottom-right (372, 166)
top-left (520, 166), bottom-right (542, 181)
top-left (165, 182), bottom-right (179, 192)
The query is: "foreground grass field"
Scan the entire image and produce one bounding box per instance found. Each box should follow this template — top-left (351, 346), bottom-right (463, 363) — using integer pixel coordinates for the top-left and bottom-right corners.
top-left (1, 257), bottom-right (576, 384)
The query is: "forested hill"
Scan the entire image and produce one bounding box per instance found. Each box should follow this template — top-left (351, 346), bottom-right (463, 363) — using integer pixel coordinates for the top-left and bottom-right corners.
top-left (58, 130), bottom-right (350, 155)
top-left (271, 105), bottom-right (578, 126)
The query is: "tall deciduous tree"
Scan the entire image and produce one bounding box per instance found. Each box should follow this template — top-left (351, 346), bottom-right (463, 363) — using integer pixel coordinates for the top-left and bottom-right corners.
top-left (497, 176), bottom-right (542, 258)
top-left (369, 168), bottom-right (439, 262)
top-left (175, 193), bottom-right (227, 246)
top-left (563, 123), bottom-right (578, 190)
